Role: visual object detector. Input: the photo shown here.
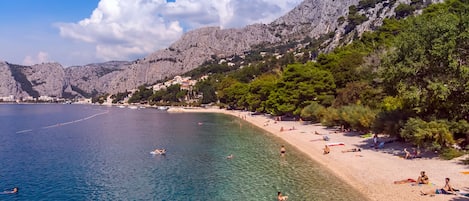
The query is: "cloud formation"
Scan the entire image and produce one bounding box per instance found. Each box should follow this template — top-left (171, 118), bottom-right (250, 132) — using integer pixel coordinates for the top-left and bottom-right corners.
top-left (23, 51), bottom-right (51, 66)
top-left (58, 0), bottom-right (302, 62)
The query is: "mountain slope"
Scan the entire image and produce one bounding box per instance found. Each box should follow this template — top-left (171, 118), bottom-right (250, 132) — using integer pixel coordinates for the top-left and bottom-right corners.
top-left (0, 0), bottom-right (443, 99)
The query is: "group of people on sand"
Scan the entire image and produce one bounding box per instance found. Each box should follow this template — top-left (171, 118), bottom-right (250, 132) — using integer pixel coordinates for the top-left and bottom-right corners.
top-left (403, 147), bottom-right (421, 159)
top-left (394, 171), bottom-right (460, 196)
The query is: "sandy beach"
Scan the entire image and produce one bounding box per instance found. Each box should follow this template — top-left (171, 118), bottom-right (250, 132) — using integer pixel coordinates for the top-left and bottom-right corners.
top-left (169, 107), bottom-right (469, 201)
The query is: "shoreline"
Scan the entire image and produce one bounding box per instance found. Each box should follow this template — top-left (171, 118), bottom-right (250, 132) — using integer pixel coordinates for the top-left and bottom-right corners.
top-left (170, 107), bottom-right (469, 201)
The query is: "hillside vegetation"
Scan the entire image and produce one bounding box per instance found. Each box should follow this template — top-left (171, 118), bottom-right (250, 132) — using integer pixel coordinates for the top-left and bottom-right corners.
top-left (127, 0), bottom-right (469, 156)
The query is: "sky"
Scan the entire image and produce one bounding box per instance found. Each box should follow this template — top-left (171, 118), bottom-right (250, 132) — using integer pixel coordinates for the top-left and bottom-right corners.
top-left (0, 0), bottom-right (303, 67)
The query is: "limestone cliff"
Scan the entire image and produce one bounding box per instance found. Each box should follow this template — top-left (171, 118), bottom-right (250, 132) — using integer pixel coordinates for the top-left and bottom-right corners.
top-left (0, 0), bottom-right (444, 99)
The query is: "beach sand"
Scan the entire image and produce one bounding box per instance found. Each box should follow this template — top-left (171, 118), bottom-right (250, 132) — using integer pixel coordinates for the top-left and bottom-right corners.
top-left (170, 107), bottom-right (469, 201)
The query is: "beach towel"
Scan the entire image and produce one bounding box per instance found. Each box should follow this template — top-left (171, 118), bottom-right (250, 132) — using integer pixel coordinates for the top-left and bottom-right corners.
top-left (326, 142), bottom-right (345, 146)
top-left (460, 171), bottom-right (469, 175)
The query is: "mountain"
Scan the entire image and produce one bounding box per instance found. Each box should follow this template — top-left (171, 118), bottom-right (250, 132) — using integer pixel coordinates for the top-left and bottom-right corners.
top-left (0, 0), bottom-right (443, 100)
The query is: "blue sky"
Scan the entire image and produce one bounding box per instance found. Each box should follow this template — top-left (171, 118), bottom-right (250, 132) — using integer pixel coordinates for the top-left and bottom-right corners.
top-left (0, 0), bottom-right (302, 67)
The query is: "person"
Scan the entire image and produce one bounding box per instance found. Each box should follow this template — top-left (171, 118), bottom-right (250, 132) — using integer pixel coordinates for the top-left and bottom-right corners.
top-left (2, 187), bottom-right (18, 194)
top-left (412, 148), bottom-right (422, 158)
top-left (393, 178), bottom-right (416, 184)
top-left (277, 192), bottom-right (288, 201)
top-left (280, 145), bottom-right (286, 157)
top-left (417, 171), bottom-right (429, 184)
top-left (404, 148), bottom-right (411, 159)
top-left (280, 127), bottom-right (284, 132)
top-left (226, 154), bottom-right (234, 159)
top-left (323, 145), bottom-right (330, 154)
top-left (420, 178), bottom-right (457, 196)
top-left (153, 149), bottom-right (166, 155)
top-left (373, 134), bottom-right (378, 148)
top-left (341, 148), bottom-right (361, 153)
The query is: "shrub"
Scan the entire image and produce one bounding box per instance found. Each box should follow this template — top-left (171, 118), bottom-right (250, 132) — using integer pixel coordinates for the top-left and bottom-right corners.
top-left (401, 118), bottom-right (455, 150)
top-left (461, 156), bottom-right (469, 165)
top-left (440, 148), bottom-right (464, 160)
top-left (300, 102), bottom-right (325, 122)
top-left (395, 3), bottom-right (414, 19)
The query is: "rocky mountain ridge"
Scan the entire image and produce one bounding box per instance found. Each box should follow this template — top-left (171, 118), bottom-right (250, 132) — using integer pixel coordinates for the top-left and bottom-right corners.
top-left (0, 0), bottom-right (442, 100)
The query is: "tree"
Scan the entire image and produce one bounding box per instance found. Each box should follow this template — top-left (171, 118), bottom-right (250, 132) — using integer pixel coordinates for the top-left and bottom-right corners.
top-left (380, 2), bottom-right (469, 120)
top-left (194, 79), bottom-right (217, 104)
top-left (265, 62), bottom-right (335, 116)
top-left (245, 74), bottom-right (278, 112)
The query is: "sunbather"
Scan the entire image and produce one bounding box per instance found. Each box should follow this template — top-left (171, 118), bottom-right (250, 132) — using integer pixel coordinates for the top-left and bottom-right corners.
top-left (420, 178), bottom-right (457, 196)
top-left (393, 178), bottom-right (416, 184)
top-left (417, 171), bottom-right (429, 184)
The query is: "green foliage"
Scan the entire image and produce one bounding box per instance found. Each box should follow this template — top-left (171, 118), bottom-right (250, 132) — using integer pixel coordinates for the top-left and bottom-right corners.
top-left (380, 96), bottom-right (404, 111)
top-left (194, 79), bottom-right (217, 104)
top-left (338, 104), bottom-right (377, 132)
top-left (315, 49), bottom-right (368, 89)
top-left (245, 74), bottom-right (278, 112)
top-left (381, 1), bottom-right (469, 120)
top-left (358, 0), bottom-right (378, 9)
top-left (346, 5), bottom-right (368, 33)
top-left (401, 118), bottom-right (455, 150)
top-left (372, 110), bottom-right (410, 137)
top-left (319, 107), bottom-right (341, 127)
top-left (333, 81), bottom-right (384, 108)
top-left (110, 91), bottom-right (130, 104)
top-left (300, 102), bottom-right (325, 122)
top-left (337, 16), bottom-right (346, 25)
top-left (219, 82), bottom-right (249, 109)
top-left (395, 4), bottom-right (415, 19)
top-left (128, 86), bottom-right (153, 103)
top-left (440, 148), bottom-right (464, 160)
top-left (462, 157), bottom-right (469, 165)
top-left (265, 63), bottom-right (335, 116)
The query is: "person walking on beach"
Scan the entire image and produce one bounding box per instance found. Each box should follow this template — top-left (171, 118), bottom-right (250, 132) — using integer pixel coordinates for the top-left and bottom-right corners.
top-left (280, 145), bottom-right (286, 157)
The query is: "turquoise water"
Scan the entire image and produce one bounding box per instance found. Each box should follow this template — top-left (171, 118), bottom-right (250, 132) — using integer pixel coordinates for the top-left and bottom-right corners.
top-left (0, 104), bottom-right (366, 200)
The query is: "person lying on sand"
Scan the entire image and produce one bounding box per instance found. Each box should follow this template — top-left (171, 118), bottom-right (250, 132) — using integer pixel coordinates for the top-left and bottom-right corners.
top-left (394, 178), bottom-right (417, 184)
top-left (417, 171), bottom-right (429, 184)
top-left (420, 178), bottom-right (458, 196)
top-left (341, 148), bottom-right (361, 153)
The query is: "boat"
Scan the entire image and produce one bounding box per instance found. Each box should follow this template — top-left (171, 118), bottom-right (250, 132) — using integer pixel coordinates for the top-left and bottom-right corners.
top-left (157, 106), bottom-right (169, 111)
top-left (128, 106), bottom-right (138, 109)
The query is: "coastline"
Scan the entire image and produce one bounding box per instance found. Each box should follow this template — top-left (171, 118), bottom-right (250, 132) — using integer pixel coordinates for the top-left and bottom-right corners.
top-left (170, 107), bottom-right (469, 201)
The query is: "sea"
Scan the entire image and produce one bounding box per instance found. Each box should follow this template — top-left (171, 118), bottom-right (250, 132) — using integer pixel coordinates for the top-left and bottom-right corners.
top-left (0, 104), bottom-right (366, 201)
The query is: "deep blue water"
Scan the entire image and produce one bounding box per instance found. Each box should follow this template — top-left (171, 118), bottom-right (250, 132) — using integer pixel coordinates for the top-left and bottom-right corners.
top-left (0, 104), bottom-right (366, 200)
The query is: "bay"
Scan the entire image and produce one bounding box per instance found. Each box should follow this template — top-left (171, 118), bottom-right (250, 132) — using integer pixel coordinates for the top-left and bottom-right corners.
top-left (0, 104), bottom-right (366, 200)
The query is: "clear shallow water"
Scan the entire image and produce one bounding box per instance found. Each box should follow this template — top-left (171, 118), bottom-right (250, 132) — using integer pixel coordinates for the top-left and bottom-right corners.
top-left (0, 104), bottom-right (366, 200)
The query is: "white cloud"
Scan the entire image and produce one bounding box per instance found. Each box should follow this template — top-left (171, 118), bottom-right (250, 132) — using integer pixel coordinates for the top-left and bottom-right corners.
top-left (23, 51), bottom-right (51, 66)
top-left (57, 0), bottom-right (302, 62)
